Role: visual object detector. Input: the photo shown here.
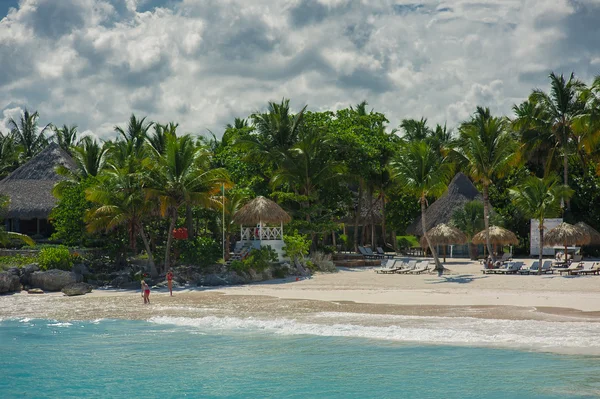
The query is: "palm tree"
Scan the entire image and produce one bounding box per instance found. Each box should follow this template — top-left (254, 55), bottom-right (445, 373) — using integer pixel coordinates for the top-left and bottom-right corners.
top-left (455, 107), bottom-right (518, 260)
top-left (221, 190), bottom-right (250, 260)
top-left (0, 195), bottom-right (35, 247)
top-left (9, 109), bottom-right (50, 160)
top-left (246, 98), bottom-right (307, 165)
top-left (0, 132), bottom-right (19, 179)
top-left (451, 200), bottom-right (484, 260)
top-left (399, 118), bottom-right (432, 142)
top-left (85, 164), bottom-right (158, 277)
top-left (392, 140), bottom-right (453, 274)
top-left (52, 124), bottom-right (78, 154)
top-left (509, 175), bottom-right (572, 274)
top-left (112, 114), bottom-right (153, 163)
top-left (512, 99), bottom-right (559, 177)
top-left (530, 72), bottom-right (586, 208)
top-left (147, 134), bottom-right (229, 272)
top-left (147, 122), bottom-right (178, 155)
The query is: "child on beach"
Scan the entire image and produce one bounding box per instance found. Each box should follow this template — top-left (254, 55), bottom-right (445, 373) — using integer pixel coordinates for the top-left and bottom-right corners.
top-left (141, 280), bottom-right (150, 304)
top-left (166, 270), bottom-right (174, 297)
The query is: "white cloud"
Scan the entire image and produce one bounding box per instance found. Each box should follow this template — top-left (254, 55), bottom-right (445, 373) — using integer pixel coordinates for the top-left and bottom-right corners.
top-left (0, 0), bottom-right (599, 139)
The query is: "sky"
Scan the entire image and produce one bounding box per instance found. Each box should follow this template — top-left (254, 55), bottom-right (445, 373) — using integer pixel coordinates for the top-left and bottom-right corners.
top-left (1, 0), bottom-right (600, 140)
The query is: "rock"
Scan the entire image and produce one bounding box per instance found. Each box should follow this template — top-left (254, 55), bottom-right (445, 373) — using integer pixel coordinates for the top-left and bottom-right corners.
top-left (27, 288), bottom-right (44, 294)
top-left (201, 273), bottom-right (229, 286)
top-left (20, 264), bottom-right (40, 286)
top-left (109, 275), bottom-right (132, 288)
top-left (223, 271), bottom-right (249, 285)
top-left (62, 282), bottom-right (93, 296)
top-left (0, 272), bottom-right (21, 293)
top-left (72, 263), bottom-right (90, 276)
top-left (7, 267), bottom-right (20, 276)
top-left (30, 269), bottom-right (81, 292)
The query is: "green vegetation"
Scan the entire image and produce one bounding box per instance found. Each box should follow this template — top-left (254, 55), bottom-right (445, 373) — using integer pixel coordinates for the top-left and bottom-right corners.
top-left (38, 246), bottom-right (73, 271)
top-left (229, 246), bottom-right (278, 273)
top-left (3, 71), bottom-right (600, 273)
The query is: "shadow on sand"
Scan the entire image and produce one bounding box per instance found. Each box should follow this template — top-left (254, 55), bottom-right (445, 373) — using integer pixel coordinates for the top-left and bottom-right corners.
top-left (425, 274), bottom-right (488, 284)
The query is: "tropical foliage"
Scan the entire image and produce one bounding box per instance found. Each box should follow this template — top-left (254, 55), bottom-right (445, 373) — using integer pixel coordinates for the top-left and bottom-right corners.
top-left (2, 70), bottom-right (600, 274)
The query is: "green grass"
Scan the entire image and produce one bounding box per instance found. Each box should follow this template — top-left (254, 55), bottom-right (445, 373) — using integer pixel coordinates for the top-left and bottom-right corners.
top-left (396, 235), bottom-right (420, 247)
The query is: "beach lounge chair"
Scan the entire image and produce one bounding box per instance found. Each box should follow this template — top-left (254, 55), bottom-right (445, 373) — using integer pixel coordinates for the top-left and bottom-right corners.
top-left (376, 247), bottom-right (394, 259)
top-left (498, 253), bottom-right (513, 263)
top-left (482, 263), bottom-right (508, 274)
top-left (575, 262), bottom-right (600, 275)
top-left (364, 247), bottom-right (384, 259)
top-left (395, 260), bottom-right (418, 274)
top-left (558, 262), bottom-right (583, 276)
top-left (572, 254), bottom-right (583, 263)
top-left (359, 246), bottom-right (379, 259)
top-left (409, 261), bottom-right (431, 274)
top-left (540, 260), bottom-right (554, 274)
top-left (518, 261), bottom-right (539, 275)
top-left (375, 259), bottom-right (397, 273)
top-left (496, 262), bottom-right (523, 274)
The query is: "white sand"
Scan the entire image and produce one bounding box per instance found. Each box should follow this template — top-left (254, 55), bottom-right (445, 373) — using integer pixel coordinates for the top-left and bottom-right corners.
top-left (213, 258), bottom-right (600, 312)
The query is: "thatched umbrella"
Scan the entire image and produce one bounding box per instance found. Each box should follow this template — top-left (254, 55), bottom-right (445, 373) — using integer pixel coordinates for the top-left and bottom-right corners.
top-left (575, 222), bottom-right (600, 245)
top-left (232, 196), bottom-right (291, 241)
top-left (543, 222), bottom-right (590, 259)
top-left (420, 223), bottom-right (467, 262)
top-left (472, 225), bottom-right (519, 255)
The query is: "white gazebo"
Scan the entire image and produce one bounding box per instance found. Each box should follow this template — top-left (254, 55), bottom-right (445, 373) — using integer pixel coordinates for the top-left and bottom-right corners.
top-left (232, 196), bottom-right (291, 260)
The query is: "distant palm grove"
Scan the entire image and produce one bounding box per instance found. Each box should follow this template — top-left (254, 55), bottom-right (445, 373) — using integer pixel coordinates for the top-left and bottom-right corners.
top-left (2, 72), bottom-right (600, 274)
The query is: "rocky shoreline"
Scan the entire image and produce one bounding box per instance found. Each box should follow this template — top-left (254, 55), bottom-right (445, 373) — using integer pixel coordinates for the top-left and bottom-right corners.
top-left (0, 262), bottom-right (301, 296)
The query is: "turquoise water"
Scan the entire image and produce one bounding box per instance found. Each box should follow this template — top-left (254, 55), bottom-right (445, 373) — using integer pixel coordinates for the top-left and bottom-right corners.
top-left (1, 318), bottom-right (600, 398)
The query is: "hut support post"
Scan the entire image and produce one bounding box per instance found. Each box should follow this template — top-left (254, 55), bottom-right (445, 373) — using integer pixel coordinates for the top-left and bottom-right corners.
top-left (36, 218), bottom-right (40, 236)
top-left (280, 221), bottom-right (283, 240)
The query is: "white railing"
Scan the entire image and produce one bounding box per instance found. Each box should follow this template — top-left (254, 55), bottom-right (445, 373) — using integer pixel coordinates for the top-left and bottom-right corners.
top-left (241, 226), bottom-right (283, 241)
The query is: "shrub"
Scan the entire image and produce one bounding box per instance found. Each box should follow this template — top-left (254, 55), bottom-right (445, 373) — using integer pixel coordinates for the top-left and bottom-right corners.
top-left (38, 246), bottom-right (73, 271)
top-left (310, 251), bottom-right (337, 273)
top-left (283, 231), bottom-right (310, 264)
top-left (228, 246), bottom-right (278, 273)
top-left (177, 236), bottom-right (221, 267)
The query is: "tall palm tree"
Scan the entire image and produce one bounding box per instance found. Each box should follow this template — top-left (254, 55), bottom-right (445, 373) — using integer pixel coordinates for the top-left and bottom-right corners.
top-left (451, 200), bottom-right (484, 260)
top-left (509, 175), bottom-right (572, 274)
top-left (221, 190), bottom-right (250, 260)
top-left (147, 122), bottom-right (178, 155)
top-left (85, 164), bottom-right (158, 277)
top-left (246, 98), bottom-right (307, 165)
top-left (112, 114), bottom-right (153, 163)
top-left (512, 99), bottom-right (559, 177)
top-left (455, 107), bottom-right (518, 260)
top-left (9, 109), bottom-right (50, 160)
top-left (392, 140), bottom-right (453, 274)
top-left (147, 134), bottom-right (229, 272)
top-left (530, 72), bottom-right (586, 208)
top-left (399, 118), bottom-right (432, 142)
top-left (0, 132), bottom-right (19, 179)
top-left (52, 124), bottom-right (78, 154)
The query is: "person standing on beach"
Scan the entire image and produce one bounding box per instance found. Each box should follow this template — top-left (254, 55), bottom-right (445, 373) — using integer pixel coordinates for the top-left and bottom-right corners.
top-left (166, 269), bottom-right (174, 296)
top-left (141, 280), bottom-right (150, 304)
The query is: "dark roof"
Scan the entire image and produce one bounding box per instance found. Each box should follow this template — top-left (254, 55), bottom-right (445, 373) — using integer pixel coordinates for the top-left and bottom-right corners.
top-left (406, 172), bottom-right (483, 236)
top-left (0, 143), bottom-right (77, 219)
top-left (339, 193), bottom-right (383, 224)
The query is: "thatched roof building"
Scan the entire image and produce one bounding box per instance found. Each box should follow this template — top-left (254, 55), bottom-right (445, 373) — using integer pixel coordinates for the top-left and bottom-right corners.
top-left (0, 143), bottom-right (77, 219)
top-left (233, 196), bottom-right (291, 225)
top-left (406, 173), bottom-right (483, 236)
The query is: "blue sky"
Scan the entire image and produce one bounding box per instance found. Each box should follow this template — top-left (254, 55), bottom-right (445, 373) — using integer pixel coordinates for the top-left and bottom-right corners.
top-left (1, 0), bottom-right (600, 140)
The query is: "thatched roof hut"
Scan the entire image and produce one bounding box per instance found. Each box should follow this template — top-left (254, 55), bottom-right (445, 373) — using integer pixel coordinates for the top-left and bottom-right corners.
top-left (575, 222), bottom-right (600, 245)
top-left (0, 143), bottom-right (77, 219)
top-left (419, 224), bottom-right (467, 247)
top-left (232, 196), bottom-right (291, 225)
top-left (406, 173), bottom-right (483, 236)
top-left (472, 226), bottom-right (519, 246)
top-left (544, 222), bottom-right (590, 249)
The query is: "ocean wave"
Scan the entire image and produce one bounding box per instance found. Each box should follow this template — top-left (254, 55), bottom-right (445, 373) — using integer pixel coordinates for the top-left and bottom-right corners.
top-left (148, 314), bottom-right (600, 352)
top-left (47, 322), bottom-right (73, 327)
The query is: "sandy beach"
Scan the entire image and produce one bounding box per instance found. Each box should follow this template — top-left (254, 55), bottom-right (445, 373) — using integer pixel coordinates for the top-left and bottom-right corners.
top-left (2, 258), bottom-right (600, 322)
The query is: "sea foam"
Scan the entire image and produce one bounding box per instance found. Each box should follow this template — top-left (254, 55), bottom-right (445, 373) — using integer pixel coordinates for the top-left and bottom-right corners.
top-left (149, 313), bottom-right (600, 353)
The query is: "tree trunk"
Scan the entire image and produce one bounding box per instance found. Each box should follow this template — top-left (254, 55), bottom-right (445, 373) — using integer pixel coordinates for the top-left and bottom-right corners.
top-left (332, 231), bottom-right (337, 252)
top-left (139, 224), bottom-right (157, 278)
top-left (538, 223), bottom-right (544, 275)
top-left (482, 184), bottom-right (494, 261)
top-left (421, 198), bottom-right (442, 274)
top-left (353, 185), bottom-right (362, 252)
top-left (391, 230), bottom-right (397, 253)
top-left (371, 223), bottom-right (375, 248)
top-left (164, 213), bottom-right (177, 274)
top-left (469, 241), bottom-right (477, 260)
top-left (185, 204), bottom-right (195, 240)
top-left (380, 190), bottom-right (387, 249)
top-left (563, 151), bottom-right (570, 210)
